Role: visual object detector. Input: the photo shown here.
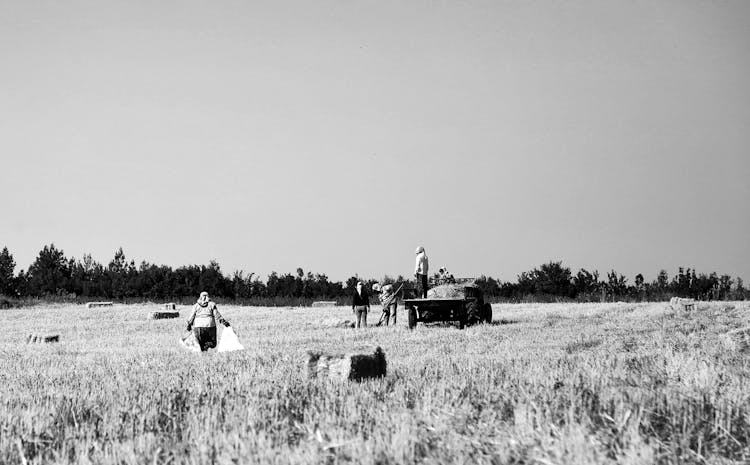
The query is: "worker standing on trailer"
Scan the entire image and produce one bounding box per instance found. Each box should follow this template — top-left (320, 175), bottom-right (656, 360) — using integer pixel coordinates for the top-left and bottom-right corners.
top-left (186, 291), bottom-right (231, 352)
top-left (352, 281), bottom-right (370, 328)
top-left (415, 246), bottom-right (429, 298)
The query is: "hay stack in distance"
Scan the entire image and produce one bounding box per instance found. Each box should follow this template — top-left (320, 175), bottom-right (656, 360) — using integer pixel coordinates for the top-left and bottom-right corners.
top-left (307, 346), bottom-right (387, 381)
top-left (149, 310), bottom-right (180, 320)
top-left (86, 302), bottom-right (113, 309)
top-left (164, 303), bottom-right (177, 310)
top-left (27, 334), bottom-right (60, 343)
top-left (312, 301), bottom-right (337, 307)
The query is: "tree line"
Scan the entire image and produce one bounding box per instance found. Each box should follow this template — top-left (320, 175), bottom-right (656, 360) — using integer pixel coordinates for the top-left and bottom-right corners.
top-left (0, 244), bottom-right (746, 305)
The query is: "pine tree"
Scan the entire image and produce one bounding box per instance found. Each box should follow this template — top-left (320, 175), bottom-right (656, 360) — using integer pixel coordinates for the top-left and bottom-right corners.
top-left (0, 247), bottom-right (16, 295)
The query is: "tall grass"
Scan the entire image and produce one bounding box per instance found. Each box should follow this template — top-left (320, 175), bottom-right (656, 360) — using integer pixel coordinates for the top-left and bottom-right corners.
top-left (1, 301), bottom-right (748, 464)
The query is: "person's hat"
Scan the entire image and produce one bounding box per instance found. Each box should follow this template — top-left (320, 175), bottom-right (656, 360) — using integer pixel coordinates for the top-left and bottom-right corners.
top-left (415, 246), bottom-right (424, 254)
top-left (372, 283), bottom-right (381, 292)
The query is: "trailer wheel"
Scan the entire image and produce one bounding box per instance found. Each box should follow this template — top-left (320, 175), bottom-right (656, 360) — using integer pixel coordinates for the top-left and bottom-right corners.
top-left (408, 306), bottom-right (417, 329)
top-left (466, 301), bottom-right (481, 326)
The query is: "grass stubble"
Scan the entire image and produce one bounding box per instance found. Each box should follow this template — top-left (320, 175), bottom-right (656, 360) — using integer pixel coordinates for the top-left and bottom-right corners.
top-left (0, 301), bottom-right (748, 464)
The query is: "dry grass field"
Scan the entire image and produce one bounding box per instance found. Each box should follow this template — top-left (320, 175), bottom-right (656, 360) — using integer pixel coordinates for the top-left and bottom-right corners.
top-left (1, 301), bottom-right (749, 464)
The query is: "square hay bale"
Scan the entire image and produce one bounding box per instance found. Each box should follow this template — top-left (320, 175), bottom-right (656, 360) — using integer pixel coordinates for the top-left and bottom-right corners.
top-left (27, 334), bottom-right (60, 343)
top-left (149, 310), bottom-right (180, 320)
top-left (164, 302), bottom-right (177, 310)
top-left (307, 346), bottom-right (386, 382)
top-left (86, 301), bottom-right (113, 309)
top-left (312, 301), bottom-right (337, 308)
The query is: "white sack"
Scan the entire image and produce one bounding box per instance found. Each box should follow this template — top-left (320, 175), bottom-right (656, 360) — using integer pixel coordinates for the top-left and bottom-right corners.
top-left (180, 332), bottom-right (201, 352)
top-left (217, 326), bottom-right (245, 352)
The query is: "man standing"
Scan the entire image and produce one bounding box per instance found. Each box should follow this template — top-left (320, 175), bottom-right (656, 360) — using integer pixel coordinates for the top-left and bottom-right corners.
top-left (414, 246), bottom-right (429, 298)
top-left (351, 281), bottom-right (370, 328)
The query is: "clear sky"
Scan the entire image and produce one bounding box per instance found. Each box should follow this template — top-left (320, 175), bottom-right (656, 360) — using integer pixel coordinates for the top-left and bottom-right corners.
top-left (2, 0), bottom-right (749, 283)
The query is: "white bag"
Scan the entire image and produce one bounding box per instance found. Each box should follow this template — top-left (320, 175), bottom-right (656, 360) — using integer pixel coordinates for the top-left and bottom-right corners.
top-left (180, 332), bottom-right (201, 352)
top-left (216, 326), bottom-right (245, 352)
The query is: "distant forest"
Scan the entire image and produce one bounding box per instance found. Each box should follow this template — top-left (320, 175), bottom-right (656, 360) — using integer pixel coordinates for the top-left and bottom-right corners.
top-left (0, 244), bottom-right (746, 306)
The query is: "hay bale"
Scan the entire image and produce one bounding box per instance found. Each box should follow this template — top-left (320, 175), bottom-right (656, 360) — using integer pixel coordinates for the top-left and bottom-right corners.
top-left (149, 310), bottom-right (180, 320)
top-left (669, 297), bottom-right (696, 311)
top-left (86, 301), bottom-right (113, 309)
top-left (321, 319), bottom-right (355, 329)
top-left (164, 302), bottom-right (177, 310)
top-left (312, 301), bottom-right (337, 307)
top-left (726, 327), bottom-right (750, 353)
top-left (307, 346), bottom-right (387, 381)
top-left (27, 334), bottom-right (60, 343)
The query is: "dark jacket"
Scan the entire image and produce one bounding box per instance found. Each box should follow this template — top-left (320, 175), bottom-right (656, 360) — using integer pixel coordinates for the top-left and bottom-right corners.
top-left (352, 289), bottom-right (370, 309)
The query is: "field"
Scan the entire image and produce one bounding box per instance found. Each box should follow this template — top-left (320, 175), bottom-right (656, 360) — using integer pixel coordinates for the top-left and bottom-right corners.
top-left (1, 301), bottom-right (749, 464)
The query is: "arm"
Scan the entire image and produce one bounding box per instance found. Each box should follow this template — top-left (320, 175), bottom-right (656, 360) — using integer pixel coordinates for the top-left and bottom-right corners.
top-left (186, 305), bottom-right (197, 330)
top-left (212, 303), bottom-right (229, 326)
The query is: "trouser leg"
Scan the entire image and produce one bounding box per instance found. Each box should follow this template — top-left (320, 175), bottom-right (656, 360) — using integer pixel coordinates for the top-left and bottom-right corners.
top-left (417, 274), bottom-right (428, 298)
top-left (355, 307), bottom-right (365, 328)
top-left (193, 327), bottom-right (217, 352)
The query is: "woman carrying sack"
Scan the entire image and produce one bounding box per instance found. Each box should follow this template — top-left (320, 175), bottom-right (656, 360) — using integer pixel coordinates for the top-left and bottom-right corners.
top-left (186, 291), bottom-right (231, 351)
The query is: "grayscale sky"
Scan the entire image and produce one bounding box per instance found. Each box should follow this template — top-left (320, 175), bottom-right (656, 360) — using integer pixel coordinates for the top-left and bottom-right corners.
top-left (2, 0), bottom-right (749, 283)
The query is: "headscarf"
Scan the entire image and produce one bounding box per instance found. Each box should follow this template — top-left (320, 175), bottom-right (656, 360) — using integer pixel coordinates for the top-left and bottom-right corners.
top-left (198, 291), bottom-right (209, 306)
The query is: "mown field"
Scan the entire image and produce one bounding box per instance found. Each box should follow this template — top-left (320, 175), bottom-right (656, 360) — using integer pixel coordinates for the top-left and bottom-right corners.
top-left (1, 301), bottom-right (749, 464)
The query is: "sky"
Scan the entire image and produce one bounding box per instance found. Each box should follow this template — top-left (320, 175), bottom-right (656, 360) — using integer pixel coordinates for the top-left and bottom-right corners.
top-left (1, 0), bottom-right (749, 284)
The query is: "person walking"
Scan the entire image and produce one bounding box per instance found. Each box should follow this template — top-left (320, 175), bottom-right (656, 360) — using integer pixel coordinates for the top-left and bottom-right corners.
top-left (351, 281), bottom-right (370, 328)
top-left (414, 246), bottom-right (429, 298)
top-left (186, 291), bottom-right (231, 352)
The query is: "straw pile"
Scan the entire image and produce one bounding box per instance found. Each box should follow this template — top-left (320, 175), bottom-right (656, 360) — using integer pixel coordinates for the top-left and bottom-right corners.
top-left (312, 301), bottom-right (337, 307)
top-left (86, 302), bottom-right (113, 308)
top-left (427, 284), bottom-right (468, 299)
top-left (149, 310), bottom-right (180, 320)
top-left (164, 303), bottom-right (177, 310)
top-left (307, 346), bottom-right (387, 381)
top-left (27, 334), bottom-right (60, 343)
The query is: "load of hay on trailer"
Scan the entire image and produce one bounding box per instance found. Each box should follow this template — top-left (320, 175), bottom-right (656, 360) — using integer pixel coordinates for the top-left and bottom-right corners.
top-left (403, 280), bottom-right (492, 330)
